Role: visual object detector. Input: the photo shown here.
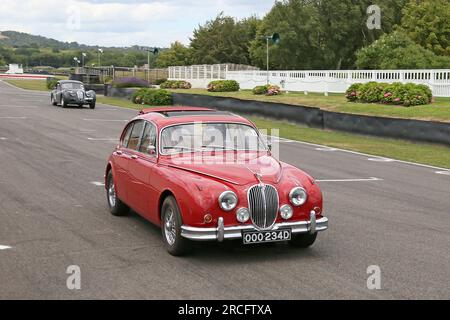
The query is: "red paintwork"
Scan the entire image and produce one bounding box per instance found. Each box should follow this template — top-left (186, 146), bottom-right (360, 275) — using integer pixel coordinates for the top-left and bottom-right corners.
top-left (106, 107), bottom-right (323, 229)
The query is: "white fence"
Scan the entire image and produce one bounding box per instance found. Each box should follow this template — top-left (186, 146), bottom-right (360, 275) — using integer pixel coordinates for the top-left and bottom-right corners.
top-left (168, 65), bottom-right (450, 97)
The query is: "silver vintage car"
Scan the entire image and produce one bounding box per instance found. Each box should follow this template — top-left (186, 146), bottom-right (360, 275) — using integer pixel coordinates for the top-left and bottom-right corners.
top-left (50, 80), bottom-right (96, 109)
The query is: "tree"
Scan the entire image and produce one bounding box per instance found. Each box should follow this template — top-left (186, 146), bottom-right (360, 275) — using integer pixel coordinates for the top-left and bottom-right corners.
top-left (249, 0), bottom-right (406, 70)
top-left (400, 0), bottom-right (450, 56)
top-left (355, 31), bottom-right (450, 69)
top-left (190, 13), bottom-right (260, 65)
top-left (155, 41), bottom-right (192, 67)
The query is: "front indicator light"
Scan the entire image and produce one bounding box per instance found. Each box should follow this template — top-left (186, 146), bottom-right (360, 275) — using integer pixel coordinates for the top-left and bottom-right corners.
top-left (236, 208), bottom-right (250, 223)
top-left (280, 204), bottom-right (293, 220)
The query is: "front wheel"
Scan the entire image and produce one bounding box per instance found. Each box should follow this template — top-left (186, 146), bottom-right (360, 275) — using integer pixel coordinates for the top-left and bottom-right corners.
top-left (51, 95), bottom-right (57, 106)
top-left (161, 196), bottom-right (190, 256)
top-left (289, 232), bottom-right (317, 248)
top-left (61, 97), bottom-right (67, 108)
top-left (106, 171), bottom-right (129, 216)
top-left (89, 102), bottom-right (96, 109)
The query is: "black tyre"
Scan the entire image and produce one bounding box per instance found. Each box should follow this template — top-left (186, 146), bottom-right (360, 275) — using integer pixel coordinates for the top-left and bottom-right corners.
top-left (161, 196), bottom-right (190, 256)
top-left (89, 102), bottom-right (96, 109)
top-left (78, 104), bottom-right (83, 108)
top-left (61, 97), bottom-right (67, 108)
top-left (51, 95), bottom-right (57, 106)
top-left (106, 171), bottom-right (129, 216)
top-left (289, 232), bottom-right (317, 248)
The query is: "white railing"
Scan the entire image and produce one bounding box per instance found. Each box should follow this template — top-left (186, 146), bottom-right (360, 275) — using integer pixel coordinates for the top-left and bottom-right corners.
top-left (168, 66), bottom-right (450, 97)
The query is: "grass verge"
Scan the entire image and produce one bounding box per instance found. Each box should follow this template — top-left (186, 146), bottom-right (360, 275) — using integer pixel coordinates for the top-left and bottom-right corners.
top-left (169, 89), bottom-right (450, 123)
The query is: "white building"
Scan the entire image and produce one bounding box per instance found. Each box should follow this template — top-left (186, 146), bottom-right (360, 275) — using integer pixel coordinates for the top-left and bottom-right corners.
top-left (6, 64), bottom-right (24, 74)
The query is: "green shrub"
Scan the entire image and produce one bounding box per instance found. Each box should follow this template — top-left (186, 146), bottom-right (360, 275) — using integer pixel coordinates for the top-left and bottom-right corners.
top-left (253, 85), bottom-right (268, 95)
top-left (359, 82), bottom-right (388, 103)
top-left (154, 78), bottom-right (168, 85)
top-left (46, 77), bottom-right (58, 90)
top-left (160, 80), bottom-right (191, 89)
top-left (207, 80), bottom-right (240, 92)
top-left (131, 88), bottom-right (172, 106)
top-left (346, 81), bottom-right (433, 107)
top-left (345, 83), bottom-right (364, 102)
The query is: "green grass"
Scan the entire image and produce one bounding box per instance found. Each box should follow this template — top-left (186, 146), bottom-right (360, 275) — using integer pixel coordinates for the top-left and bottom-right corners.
top-left (3, 77), bottom-right (68, 91)
top-left (97, 96), bottom-right (144, 110)
top-left (251, 117), bottom-right (450, 169)
top-left (169, 89), bottom-right (450, 123)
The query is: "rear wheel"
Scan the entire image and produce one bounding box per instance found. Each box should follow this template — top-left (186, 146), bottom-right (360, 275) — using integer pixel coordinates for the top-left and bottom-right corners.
top-left (106, 171), bottom-right (129, 216)
top-left (289, 232), bottom-right (317, 248)
top-left (161, 196), bottom-right (190, 256)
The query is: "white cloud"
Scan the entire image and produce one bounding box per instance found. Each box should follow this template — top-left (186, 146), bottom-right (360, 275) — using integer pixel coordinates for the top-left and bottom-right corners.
top-left (0, 0), bottom-right (274, 47)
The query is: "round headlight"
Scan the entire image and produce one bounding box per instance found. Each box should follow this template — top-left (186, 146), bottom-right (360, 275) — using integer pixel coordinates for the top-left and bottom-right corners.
top-left (236, 208), bottom-right (250, 223)
top-left (218, 191), bottom-right (238, 211)
top-left (280, 204), bottom-right (293, 220)
top-left (289, 187), bottom-right (307, 206)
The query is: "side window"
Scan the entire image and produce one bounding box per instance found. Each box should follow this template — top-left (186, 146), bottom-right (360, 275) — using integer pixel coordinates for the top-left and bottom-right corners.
top-left (139, 122), bottom-right (157, 154)
top-left (121, 123), bottom-right (134, 148)
top-left (127, 121), bottom-right (145, 150)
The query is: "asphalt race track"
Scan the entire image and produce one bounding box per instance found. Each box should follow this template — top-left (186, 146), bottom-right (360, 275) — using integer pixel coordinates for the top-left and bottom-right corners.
top-left (0, 80), bottom-right (449, 299)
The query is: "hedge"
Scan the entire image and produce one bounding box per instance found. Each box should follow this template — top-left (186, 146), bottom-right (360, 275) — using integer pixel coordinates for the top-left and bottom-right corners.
top-left (207, 80), bottom-right (240, 92)
top-left (46, 77), bottom-right (58, 90)
top-left (112, 77), bottom-right (149, 88)
top-left (131, 88), bottom-right (172, 106)
top-left (160, 80), bottom-right (191, 89)
top-left (345, 82), bottom-right (432, 106)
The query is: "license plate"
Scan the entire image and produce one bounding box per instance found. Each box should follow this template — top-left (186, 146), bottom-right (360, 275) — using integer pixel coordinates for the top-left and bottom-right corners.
top-left (242, 228), bottom-right (291, 244)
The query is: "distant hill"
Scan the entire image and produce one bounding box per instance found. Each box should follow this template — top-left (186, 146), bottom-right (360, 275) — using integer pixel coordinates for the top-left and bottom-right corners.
top-left (0, 31), bottom-right (88, 49)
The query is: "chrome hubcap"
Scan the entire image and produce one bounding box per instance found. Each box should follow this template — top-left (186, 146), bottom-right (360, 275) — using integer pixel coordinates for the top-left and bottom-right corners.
top-left (108, 179), bottom-right (116, 207)
top-left (164, 208), bottom-right (176, 246)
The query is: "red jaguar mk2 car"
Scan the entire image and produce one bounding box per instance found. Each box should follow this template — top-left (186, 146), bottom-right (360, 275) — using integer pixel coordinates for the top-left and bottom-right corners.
top-left (105, 107), bottom-right (328, 255)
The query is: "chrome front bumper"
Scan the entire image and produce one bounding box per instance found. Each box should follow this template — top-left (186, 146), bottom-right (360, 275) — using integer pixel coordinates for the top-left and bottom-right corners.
top-left (181, 211), bottom-right (328, 242)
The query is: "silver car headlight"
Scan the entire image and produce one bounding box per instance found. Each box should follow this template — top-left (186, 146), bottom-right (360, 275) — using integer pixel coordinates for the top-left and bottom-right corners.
top-left (218, 191), bottom-right (238, 211)
top-left (289, 187), bottom-right (307, 206)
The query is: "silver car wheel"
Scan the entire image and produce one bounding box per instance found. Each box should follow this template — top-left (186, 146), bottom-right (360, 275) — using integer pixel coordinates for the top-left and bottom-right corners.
top-left (164, 208), bottom-right (176, 246)
top-left (108, 179), bottom-right (116, 207)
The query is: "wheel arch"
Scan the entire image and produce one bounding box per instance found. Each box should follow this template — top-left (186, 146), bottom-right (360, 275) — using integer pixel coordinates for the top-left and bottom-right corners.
top-left (158, 189), bottom-right (176, 222)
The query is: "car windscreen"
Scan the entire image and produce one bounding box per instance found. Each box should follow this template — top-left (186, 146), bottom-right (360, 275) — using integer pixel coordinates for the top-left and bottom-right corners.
top-left (160, 122), bottom-right (267, 155)
top-left (61, 83), bottom-right (84, 90)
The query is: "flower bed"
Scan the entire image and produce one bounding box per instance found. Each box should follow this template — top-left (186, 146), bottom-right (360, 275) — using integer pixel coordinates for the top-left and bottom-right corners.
top-left (160, 80), bottom-right (191, 89)
top-left (131, 88), bottom-right (172, 106)
top-left (112, 77), bottom-right (149, 88)
top-left (207, 80), bottom-right (240, 92)
top-left (253, 84), bottom-right (282, 96)
top-left (346, 82), bottom-right (432, 107)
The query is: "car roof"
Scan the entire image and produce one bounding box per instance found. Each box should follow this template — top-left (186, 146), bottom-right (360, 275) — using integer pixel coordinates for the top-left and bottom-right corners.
top-left (135, 106), bottom-right (254, 129)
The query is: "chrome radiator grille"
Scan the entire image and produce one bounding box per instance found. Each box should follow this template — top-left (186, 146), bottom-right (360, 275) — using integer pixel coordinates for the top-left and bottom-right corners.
top-left (248, 184), bottom-right (279, 229)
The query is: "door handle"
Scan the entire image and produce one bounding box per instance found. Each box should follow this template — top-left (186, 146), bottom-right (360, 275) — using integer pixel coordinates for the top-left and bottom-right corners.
top-left (130, 155), bottom-right (138, 160)
top-left (115, 150), bottom-right (123, 155)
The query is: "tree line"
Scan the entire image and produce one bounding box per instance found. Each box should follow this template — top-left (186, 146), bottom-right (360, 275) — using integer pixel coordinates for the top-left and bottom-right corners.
top-left (156, 0), bottom-right (450, 70)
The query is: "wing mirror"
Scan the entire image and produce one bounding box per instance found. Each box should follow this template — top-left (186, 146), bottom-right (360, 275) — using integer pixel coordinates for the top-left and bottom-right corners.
top-left (146, 145), bottom-right (156, 154)
top-left (267, 143), bottom-right (272, 152)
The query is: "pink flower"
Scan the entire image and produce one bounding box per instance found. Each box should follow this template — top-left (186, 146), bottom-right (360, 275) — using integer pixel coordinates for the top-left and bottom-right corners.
top-left (394, 98), bottom-right (400, 102)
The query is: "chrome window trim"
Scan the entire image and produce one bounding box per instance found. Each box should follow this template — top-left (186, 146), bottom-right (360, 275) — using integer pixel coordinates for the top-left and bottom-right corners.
top-left (158, 121), bottom-right (268, 156)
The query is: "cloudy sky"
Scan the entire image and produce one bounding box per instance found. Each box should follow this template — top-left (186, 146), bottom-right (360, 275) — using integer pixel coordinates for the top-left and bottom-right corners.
top-left (0, 0), bottom-right (274, 47)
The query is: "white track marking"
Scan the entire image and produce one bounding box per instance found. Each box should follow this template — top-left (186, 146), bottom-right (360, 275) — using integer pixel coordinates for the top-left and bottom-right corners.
top-left (0, 116), bottom-right (27, 119)
top-left (0, 105), bottom-right (38, 108)
top-left (435, 171), bottom-right (450, 176)
top-left (0, 137), bottom-right (7, 140)
top-left (83, 118), bottom-right (128, 122)
top-left (87, 138), bottom-right (118, 141)
top-left (270, 135), bottom-right (450, 172)
top-left (367, 157), bottom-right (395, 162)
top-left (316, 177), bottom-right (383, 182)
top-left (91, 181), bottom-right (105, 186)
top-left (316, 147), bottom-right (337, 152)
top-left (0, 245), bottom-right (12, 250)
